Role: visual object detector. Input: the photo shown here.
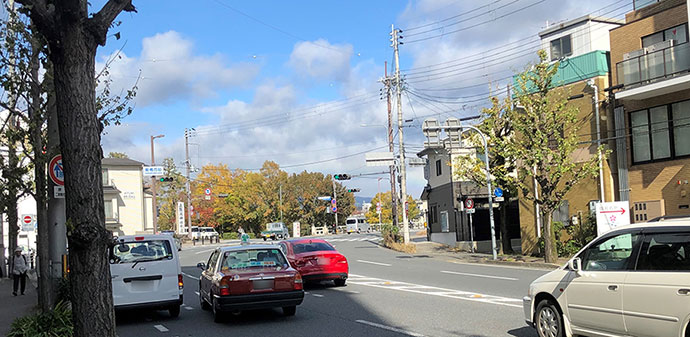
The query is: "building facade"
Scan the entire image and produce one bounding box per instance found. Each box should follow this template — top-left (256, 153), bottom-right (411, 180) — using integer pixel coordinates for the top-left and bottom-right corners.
top-left (610, 0), bottom-right (690, 221)
top-left (102, 157), bottom-right (154, 236)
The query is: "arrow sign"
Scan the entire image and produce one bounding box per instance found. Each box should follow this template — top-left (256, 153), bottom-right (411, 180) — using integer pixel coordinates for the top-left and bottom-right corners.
top-left (599, 208), bottom-right (626, 215)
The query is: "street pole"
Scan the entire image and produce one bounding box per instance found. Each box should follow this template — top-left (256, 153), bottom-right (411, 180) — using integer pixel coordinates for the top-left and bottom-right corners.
top-left (385, 62), bottom-right (398, 229)
top-left (185, 129), bottom-right (193, 240)
top-left (469, 213), bottom-right (474, 253)
top-left (587, 80), bottom-right (606, 202)
top-left (150, 134), bottom-right (164, 234)
top-left (391, 24), bottom-right (410, 244)
top-left (279, 185), bottom-right (283, 224)
top-left (332, 178), bottom-right (338, 232)
top-left (377, 178), bottom-right (382, 226)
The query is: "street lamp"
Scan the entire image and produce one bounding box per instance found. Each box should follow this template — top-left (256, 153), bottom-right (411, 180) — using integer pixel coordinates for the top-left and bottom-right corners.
top-left (151, 134), bottom-right (164, 234)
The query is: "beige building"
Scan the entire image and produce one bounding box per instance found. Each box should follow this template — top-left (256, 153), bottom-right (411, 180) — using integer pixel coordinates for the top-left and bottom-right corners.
top-left (102, 158), bottom-right (154, 236)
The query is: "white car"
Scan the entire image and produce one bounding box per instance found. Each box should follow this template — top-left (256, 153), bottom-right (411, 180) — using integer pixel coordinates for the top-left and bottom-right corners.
top-left (110, 235), bottom-right (183, 317)
top-left (200, 227), bottom-right (219, 240)
top-left (524, 219), bottom-right (690, 337)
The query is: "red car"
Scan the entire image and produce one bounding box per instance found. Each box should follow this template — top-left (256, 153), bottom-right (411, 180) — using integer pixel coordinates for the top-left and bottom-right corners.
top-left (279, 239), bottom-right (348, 286)
top-left (197, 245), bottom-right (304, 323)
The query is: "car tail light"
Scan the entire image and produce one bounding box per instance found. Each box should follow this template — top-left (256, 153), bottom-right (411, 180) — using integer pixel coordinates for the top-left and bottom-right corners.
top-left (178, 274), bottom-right (184, 289)
top-left (219, 277), bottom-right (231, 296)
top-left (337, 257), bottom-right (348, 264)
top-left (134, 236), bottom-right (144, 241)
top-left (294, 273), bottom-right (303, 290)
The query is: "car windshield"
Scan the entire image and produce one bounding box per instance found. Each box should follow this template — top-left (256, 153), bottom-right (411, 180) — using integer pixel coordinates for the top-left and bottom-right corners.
top-left (111, 240), bottom-right (173, 264)
top-left (346, 219), bottom-right (357, 224)
top-left (220, 248), bottom-right (288, 271)
top-left (293, 242), bottom-right (335, 254)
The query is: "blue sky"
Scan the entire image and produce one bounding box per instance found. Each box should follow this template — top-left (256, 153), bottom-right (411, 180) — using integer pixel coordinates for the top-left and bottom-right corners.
top-left (97, 0), bottom-right (632, 198)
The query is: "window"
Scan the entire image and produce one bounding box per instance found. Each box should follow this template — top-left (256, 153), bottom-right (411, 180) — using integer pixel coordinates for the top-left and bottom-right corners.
top-left (429, 205), bottom-right (438, 224)
top-left (440, 211), bottom-right (449, 232)
top-left (636, 232), bottom-right (690, 271)
top-left (630, 99), bottom-right (690, 163)
top-left (110, 240), bottom-right (173, 264)
top-left (207, 250), bottom-right (220, 272)
top-left (292, 242), bottom-right (335, 254)
top-left (435, 160), bottom-right (442, 176)
top-left (102, 168), bottom-right (109, 186)
top-left (550, 35), bottom-right (572, 61)
top-left (104, 199), bottom-right (114, 220)
top-left (642, 23), bottom-right (688, 48)
top-left (220, 249), bottom-right (288, 271)
top-left (580, 232), bottom-right (641, 271)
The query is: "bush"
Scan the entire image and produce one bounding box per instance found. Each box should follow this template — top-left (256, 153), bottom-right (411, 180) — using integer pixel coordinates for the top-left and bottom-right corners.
top-left (538, 215), bottom-right (597, 258)
top-left (222, 232), bottom-right (238, 240)
top-left (381, 223), bottom-right (400, 246)
top-left (55, 277), bottom-right (71, 304)
top-left (8, 301), bottom-right (73, 337)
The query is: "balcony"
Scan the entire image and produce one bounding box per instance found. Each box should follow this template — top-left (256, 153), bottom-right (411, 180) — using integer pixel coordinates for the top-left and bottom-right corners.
top-left (616, 42), bottom-right (690, 100)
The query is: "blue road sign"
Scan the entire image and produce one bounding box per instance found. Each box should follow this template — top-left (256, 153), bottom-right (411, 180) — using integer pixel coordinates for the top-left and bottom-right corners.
top-left (494, 187), bottom-right (503, 198)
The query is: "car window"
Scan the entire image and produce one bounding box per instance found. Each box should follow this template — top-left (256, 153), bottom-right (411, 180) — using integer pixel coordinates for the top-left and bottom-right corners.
top-left (111, 240), bottom-right (173, 264)
top-left (207, 250), bottom-right (220, 272)
top-left (192, 227), bottom-right (199, 232)
top-left (580, 232), bottom-right (641, 271)
top-left (293, 242), bottom-right (335, 254)
top-left (636, 232), bottom-right (690, 271)
top-left (220, 249), bottom-right (288, 271)
top-left (346, 219), bottom-right (357, 224)
top-left (279, 243), bottom-right (288, 255)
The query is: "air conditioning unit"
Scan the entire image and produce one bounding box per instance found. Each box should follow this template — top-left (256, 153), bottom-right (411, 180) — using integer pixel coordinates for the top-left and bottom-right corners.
top-left (623, 48), bottom-right (645, 60)
top-left (645, 39), bottom-right (674, 53)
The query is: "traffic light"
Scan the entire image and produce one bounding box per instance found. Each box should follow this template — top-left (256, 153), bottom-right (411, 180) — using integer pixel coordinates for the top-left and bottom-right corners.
top-left (347, 188), bottom-right (360, 193)
top-left (334, 174), bottom-right (351, 180)
top-left (159, 177), bottom-right (173, 182)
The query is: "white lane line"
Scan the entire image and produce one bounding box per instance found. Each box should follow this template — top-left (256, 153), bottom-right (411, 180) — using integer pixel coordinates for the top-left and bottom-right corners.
top-left (184, 306), bottom-right (194, 311)
top-left (311, 293), bottom-right (324, 298)
top-left (356, 259), bottom-right (392, 267)
top-left (194, 291), bottom-right (200, 296)
top-left (356, 320), bottom-right (424, 337)
top-left (153, 324), bottom-right (169, 332)
top-left (195, 249), bottom-right (215, 255)
top-left (441, 270), bottom-right (518, 281)
top-left (181, 272), bottom-right (198, 280)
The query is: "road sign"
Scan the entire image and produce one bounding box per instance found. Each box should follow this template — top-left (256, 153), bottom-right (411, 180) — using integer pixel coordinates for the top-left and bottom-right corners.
top-left (143, 166), bottom-right (164, 176)
top-left (405, 201), bottom-right (409, 215)
top-left (205, 188), bottom-right (211, 195)
top-left (54, 186), bottom-right (65, 199)
top-left (466, 208), bottom-right (476, 214)
top-left (595, 201), bottom-right (630, 235)
top-left (331, 199), bottom-right (337, 205)
top-left (49, 155), bottom-right (64, 186)
top-left (465, 198), bottom-right (474, 210)
top-left (204, 195), bottom-right (211, 200)
top-left (494, 188), bottom-right (503, 198)
top-left (176, 202), bottom-right (185, 232)
top-left (21, 214), bottom-right (35, 232)
top-left (495, 197), bottom-right (505, 202)
top-left (331, 206), bottom-right (337, 213)
top-left (376, 202), bottom-right (382, 214)
top-left (317, 196), bottom-right (332, 201)
top-left (365, 152), bottom-right (395, 167)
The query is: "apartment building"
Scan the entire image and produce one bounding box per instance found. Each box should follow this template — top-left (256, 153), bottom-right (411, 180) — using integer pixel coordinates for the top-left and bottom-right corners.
top-left (102, 157), bottom-right (154, 236)
top-left (610, 0), bottom-right (690, 221)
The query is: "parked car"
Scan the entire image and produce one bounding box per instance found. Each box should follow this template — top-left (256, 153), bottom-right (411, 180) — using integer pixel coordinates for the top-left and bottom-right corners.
top-left (197, 244), bottom-right (304, 322)
top-left (524, 219), bottom-right (690, 337)
top-left (279, 239), bottom-right (348, 286)
top-left (261, 222), bottom-right (289, 241)
top-left (109, 235), bottom-right (183, 317)
top-left (200, 227), bottom-right (219, 240)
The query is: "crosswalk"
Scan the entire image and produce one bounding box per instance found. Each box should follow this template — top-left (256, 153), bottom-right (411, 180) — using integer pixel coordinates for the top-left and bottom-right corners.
top-left (325, 237), bottom-right (383, 242)
top-left (346, 274), bottom-right (522, 308)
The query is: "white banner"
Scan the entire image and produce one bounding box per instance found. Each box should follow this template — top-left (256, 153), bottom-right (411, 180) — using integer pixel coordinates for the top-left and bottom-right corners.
top-left (177, 202), bottom-right (185, 232)
top-left (595, 201), bottom-right (631, 236)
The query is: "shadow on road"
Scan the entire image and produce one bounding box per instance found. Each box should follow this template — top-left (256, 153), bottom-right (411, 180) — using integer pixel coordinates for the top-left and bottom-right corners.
top-left (507, 326), bottom-right (537, 337)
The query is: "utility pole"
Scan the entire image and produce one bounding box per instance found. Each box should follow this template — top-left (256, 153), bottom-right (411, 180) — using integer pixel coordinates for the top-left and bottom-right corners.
top-left (332, 178), bottom-right (338, 231)
top-left (384, 62), bottom-right (398, 228)
top-left (587, 80), bottom-right (606, 203)
top-left (391, 24), bottom-right (410, 244)
top-left (150, 134), bottom-right (164, 234)
top-left (279, 185), bottom-right (283, 224)
top-left (377, 178), bottom-right (382, 226)
top-left (185, 129), bottom-right (193, 239)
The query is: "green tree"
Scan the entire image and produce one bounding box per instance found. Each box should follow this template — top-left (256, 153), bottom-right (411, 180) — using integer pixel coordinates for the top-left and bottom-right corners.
top-left (510, 50), bottom-right (601, 263)
top-left (107, 151), bottom-right (128, 159)
top-left (453, 96), bottom-right (517, 254)
top-left (157, 158), bottom-right (186, 231)
top-left (365, 192), bottom-right (418, 225)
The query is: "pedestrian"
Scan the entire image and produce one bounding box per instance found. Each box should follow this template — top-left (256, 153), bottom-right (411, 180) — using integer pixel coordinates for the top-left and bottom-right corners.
top-left (238, 226), bottom-right (245, 235)
top-left (11, 247), bottom-right (29, 296)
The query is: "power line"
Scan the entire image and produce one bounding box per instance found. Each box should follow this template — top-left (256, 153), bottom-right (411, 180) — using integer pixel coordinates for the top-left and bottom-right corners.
top-left (403, 0), bottom-right (517, 36)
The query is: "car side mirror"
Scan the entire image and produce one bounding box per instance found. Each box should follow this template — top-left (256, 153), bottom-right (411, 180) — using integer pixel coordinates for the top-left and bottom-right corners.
top-left (197, 262), bottom-right (206, 270)
top-left (117, 244), bottom-right (130, 253)
top-left (568, 257), bottom-right (582, 276)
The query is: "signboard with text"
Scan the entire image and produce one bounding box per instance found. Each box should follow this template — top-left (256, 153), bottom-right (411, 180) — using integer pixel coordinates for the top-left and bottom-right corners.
top-left (595, 201), bottom-right (631, 236)
top-left (143, 166), bottom-right (164, 176)
top-left (177, 202), bottom-right (185, 232)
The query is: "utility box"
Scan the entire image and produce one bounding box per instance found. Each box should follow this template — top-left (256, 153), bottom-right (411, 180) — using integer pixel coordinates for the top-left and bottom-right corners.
top-left (633, 200), bottom-right (665, 223)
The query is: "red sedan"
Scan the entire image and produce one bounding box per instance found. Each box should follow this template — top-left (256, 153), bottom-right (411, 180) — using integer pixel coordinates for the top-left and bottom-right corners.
top-left (279, 239), bottom-right (348, 286)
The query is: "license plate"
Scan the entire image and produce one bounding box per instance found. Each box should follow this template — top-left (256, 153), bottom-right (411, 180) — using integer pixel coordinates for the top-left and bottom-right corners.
top-left (252, 279), bottom-right (274, 290)
top-left (317, 258), bottom-right (330, 265)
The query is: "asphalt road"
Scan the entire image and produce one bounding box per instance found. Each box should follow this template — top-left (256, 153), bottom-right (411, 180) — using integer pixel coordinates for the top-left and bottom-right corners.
top-left (115, 233), bottom-right (550, 337)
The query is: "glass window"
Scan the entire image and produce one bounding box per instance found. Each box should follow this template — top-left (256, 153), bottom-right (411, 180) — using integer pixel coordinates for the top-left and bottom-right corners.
top-left (207, 250), bottom-right (219, 272)
top-left (102, 168), bottom-right (109, 186)
top-left (346, 219), bottom-right (357, 225)
top-left (631, 110), bottom-right (651, 162)
top-left (665, 24), bottom-right (688, 44)
top-left (104, 199), bottom-right (114, 220)
top-left (636, 233), bottom-right (690, 271)
top-left (220, 249), bottom-right (288, 271)
top-left (111, 240), bottom-right (174, 264)
top-left (673, 101), bottom-right (690, 156)
top-left (292, 242), bottom-right (335, 254)
top-left (550, 35), bottom-right (572, 61)
top-left (440, 211), bottom-right (449, 232)
top-left (580, 232), bottom-right (641, 271)
top-left (650, 106), bottom-right (671, 159)
top-left (634, 0), bottom-right (658, 10)
top-left (278, 243), bottom-right (288, 255)
top-left (642, 32), bottom-right (664, 48)
top-left (436, 160), bottom-right (442, 176)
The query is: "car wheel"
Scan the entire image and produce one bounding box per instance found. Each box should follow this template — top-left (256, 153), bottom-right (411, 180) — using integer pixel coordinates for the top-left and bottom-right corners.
top-left (168, 305), bottom-right (180, 318)
top-left (334, 279), bottom-right (346, 287)
top-left (263, 237), bottom-right (267, 241)
top-left (200, 291), bottom-right (211, 311)
top-left (535, 299), bottom-right (563, 337)
top-left (212, 296), bottom-right (225, 323)
top-left (282, 306), bottom-right (296, 316)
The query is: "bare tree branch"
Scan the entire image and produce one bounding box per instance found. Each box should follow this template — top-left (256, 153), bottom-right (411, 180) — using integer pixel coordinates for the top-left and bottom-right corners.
top-left (87, 0), bottom-right (136, 46)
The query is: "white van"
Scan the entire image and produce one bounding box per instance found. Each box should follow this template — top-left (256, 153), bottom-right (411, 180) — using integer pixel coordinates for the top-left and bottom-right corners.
top-left (110, 235), bottom-right (183, 317)
top-left (345, 216), bottom-right (370, 234)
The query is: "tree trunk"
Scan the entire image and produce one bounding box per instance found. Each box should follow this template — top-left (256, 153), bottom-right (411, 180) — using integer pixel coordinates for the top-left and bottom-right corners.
top-left (29, 36), bottom-right (52, 311)
top-left (543, 210), bottom-right (557, 263)
top-left (500, 200), bottom-right (514, 254)
top-left (50, 26), bottom-right (115, 337)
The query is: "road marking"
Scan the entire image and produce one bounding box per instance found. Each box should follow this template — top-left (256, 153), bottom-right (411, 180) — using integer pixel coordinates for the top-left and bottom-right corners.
top-left (194, 291), bottom-right (200, 296)
top-left (181, 272), bottom-right (198, 280)
top-left (327, 237), bottom-right (383, 242)
top-left (356, 320), bottom-right (424, 337)
top-left (440, 270), bottom-right (518, 281)
top-left (195, 249), bottom-right (215, 255)
top-left (153, 324), bottom-right (169, 332)
top-left (356, 260), bottom-right (391, 267)
top-left (348, 274), bottom-right (522, 308)
top-left (184, 306), bottom-right (194, 311)
top-left (444, 259), bottom-right (557, 271)
top-left (311, 293), bottom-right (324, 298)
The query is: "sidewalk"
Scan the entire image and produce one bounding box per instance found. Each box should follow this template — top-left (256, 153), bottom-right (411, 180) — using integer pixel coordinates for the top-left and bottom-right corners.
top-left (0, 270), bottom-right (38, 336)
top-left (412, 235), bottom-right (568, 270)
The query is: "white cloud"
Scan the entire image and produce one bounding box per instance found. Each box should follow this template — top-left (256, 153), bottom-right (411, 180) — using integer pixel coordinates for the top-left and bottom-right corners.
top-left (97, 31), bottom-right (260, 106)
top-left (288, 39), bottom-right (353, 82)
